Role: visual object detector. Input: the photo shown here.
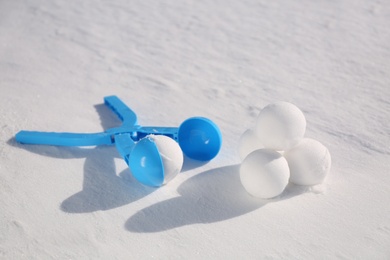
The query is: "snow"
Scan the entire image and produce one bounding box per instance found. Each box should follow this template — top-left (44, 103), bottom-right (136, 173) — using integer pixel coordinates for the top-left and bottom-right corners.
top-left (150, 135), bottom-right (183, 185)
top-left (240, 149), bottom-right (290, 199)
top-left (1, 0), bottom-right (390, 259)
top-left (238, 129), bottom-right (263, 160)
top-left (284, 138), bottom-right (331, 186)
top-left (255, 102), bottom-right (306, 150)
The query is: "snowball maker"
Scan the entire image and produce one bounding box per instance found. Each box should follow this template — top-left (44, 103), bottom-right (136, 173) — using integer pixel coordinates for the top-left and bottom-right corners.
top-left (14, 96), bottom-right (222, 187)
top-left (255, 102), bottom-right (306, 151)
top-left (240, 149), bottom-right (290, 199)
top-left (284, 138), bottom-right (331, 186)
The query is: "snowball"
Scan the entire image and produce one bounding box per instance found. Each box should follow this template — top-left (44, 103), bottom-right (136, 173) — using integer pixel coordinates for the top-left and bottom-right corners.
top-left (238, 129), bottom-right (263, 160)
top-left (255, 102), bottom-right (306, 151)
top-left (284, 138), bottom-right (331, 186)
top-left (240, 149), bottom-right (290, 199)
top-left (149, 135), bottom-right (184, 184)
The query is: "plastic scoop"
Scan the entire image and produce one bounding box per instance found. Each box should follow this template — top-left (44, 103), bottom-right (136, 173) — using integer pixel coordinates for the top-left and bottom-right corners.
top-left (115, 133), bottom-right (167, 187)
top-left (178, 117), bottom-right (221, 161)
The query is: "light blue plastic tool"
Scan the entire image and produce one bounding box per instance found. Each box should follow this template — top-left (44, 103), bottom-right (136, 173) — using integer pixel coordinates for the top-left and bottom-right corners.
top-left (15, 96), bottom-right (222, 186)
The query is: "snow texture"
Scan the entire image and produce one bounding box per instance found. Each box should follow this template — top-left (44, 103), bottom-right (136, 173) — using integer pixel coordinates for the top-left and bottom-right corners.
top-left (255, 101), bottom-right (306, 150)
top-left (238, 129), bottom-right (264, 160)
top-left (1, 0), bottom-right (390, 259)
top-left (150, 135), bottom-right (183, 185)
top-left (240, 149), bottom-right (290, 199)
top-left (284, 138), bottom-right (331, 186)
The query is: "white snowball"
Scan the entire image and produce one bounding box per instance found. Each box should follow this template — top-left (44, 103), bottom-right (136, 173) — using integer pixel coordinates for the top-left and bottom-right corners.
top-left (255, 102), bottom-right (306, 151)
top-left (284, 138), bottom-right (331, 186)
top-left (149, 135), bottom-right (184, 184)
top-left (238, 129), bottom-right (263, 160)
top-left (240, 149), bottom-right (290, 199)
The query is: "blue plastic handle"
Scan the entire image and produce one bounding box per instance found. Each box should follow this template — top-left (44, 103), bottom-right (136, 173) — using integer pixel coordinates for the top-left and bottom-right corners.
top-left (15, 96), bottom-right (139, 147)
top-left (15, 131), bottom-right (112, 146)
top-left (134, 127), bottom-right (178, 141)
top-left (114, 133), bottom-right (135, 164)
top-left (104, 96), bottom-right (137, 126)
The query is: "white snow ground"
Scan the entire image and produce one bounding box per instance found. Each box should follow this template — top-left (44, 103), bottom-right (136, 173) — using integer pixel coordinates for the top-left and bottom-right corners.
top-left (1, 0), bottom-right (390, 258)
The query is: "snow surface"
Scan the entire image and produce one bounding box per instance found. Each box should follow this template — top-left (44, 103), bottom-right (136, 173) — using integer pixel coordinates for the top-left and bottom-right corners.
top-left (1, 0), bottom-right (390, 259)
